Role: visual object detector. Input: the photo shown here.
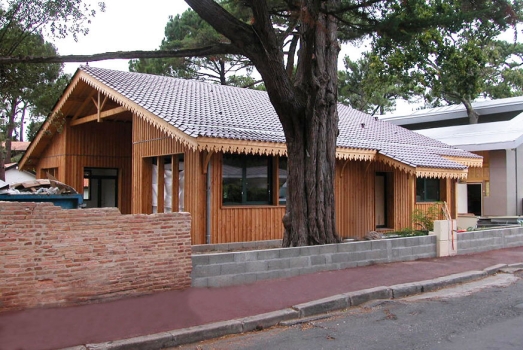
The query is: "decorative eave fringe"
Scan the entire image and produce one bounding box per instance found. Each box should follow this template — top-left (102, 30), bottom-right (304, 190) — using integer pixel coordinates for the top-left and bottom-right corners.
top-left (416, 167), bottom-right (468, 180)
top-left (441, 155), bottom-right (483, 168)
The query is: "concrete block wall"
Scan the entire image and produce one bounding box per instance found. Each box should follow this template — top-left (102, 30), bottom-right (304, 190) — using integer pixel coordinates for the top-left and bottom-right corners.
top-left (192, 235), bottom-right (436, 288)
top-left (0, 202), bottom-right (192, 312)
top-left (457, 226), bottom-right (523, 254)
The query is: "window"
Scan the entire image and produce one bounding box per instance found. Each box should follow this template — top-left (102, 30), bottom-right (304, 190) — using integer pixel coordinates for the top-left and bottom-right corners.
top-left (223, 154), bottom-right (271, 205)
top-left (416, 178), bottom-right (440, 202)
top-left (150, 155), bottom-right (184, 213)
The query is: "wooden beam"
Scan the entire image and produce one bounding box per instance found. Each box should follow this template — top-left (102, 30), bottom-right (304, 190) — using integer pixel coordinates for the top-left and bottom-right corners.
top-left (70, 106), bottom-right (128, 126)
top-left (202, 151), bottom-right (213, 174)
top-left (71, 90), bottom-right (97, 122)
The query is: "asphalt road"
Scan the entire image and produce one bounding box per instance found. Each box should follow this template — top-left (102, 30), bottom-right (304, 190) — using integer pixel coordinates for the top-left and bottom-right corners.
top-left (175, 270), bottom-right (523, 350)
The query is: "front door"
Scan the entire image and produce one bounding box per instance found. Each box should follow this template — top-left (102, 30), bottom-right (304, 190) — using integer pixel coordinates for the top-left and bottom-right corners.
top-left (375, 173), bottom-right (386, 227)
top-left (467, 183), bottom-right (482, 216)
top-left (83, 168), bottom-right (118, 208)
top-left (375, 172), bottom-right (394, 228)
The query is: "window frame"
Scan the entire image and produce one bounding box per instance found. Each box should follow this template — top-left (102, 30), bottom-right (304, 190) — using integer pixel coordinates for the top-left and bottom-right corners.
top-left (221, 153), bottom-right (287, 207)
top-left (416, 177), bottom-right (441, 202)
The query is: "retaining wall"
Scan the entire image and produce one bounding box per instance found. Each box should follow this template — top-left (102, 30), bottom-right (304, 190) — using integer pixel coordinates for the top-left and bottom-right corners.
top-left (192, 235), bottom-right (436, 287)
top-left (0, 202), bottom-right (192, 312)
top-left (457, 226), bottom-right (523, 254)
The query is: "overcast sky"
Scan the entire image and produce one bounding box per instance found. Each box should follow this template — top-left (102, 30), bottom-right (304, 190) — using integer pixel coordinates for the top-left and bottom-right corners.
top-left (53, 0), bottom-right (190, 74)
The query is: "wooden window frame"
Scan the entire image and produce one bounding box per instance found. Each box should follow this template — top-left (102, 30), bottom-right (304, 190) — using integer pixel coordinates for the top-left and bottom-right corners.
top-left (416, 177), bottom-right (441, 203)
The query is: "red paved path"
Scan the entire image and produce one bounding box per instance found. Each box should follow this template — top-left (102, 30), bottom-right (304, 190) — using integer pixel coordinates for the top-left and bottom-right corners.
top-left (1, 246), bottom-right (522, 350)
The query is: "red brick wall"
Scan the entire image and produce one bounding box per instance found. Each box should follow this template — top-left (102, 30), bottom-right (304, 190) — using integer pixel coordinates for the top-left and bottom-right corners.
top-left (0, 202), bottom-right (192, 312)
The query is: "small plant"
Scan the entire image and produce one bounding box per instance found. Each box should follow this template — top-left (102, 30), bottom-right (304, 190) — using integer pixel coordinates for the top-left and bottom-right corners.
top-left (412, 202), bottom-right (441, 232)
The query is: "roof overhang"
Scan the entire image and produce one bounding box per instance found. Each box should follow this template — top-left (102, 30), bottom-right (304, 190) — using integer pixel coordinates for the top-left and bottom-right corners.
top-left (381, 96), bottom-right (523, 125)
top-left (376, 154), bottom-right (470, 179)
top-left (19, 70), bottom-right (200, 170)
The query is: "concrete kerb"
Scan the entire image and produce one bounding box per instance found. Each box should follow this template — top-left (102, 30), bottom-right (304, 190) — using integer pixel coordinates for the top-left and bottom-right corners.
top-left (65, 264), bottom-right (516, 350)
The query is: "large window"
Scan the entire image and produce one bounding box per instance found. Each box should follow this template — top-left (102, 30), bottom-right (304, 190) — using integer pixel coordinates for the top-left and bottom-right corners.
top-left (416, 177), bottom-right (440, 202)
top-left (223, 154), bottom-right (272, 205)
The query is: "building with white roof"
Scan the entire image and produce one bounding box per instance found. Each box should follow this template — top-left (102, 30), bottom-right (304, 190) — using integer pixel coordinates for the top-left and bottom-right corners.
top-left (382, 98), bottom-right (523, 218)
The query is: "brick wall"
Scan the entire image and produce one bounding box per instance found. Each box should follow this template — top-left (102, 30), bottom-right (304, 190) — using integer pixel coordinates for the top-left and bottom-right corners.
top-left (0, 202), bottom-right (192, 312)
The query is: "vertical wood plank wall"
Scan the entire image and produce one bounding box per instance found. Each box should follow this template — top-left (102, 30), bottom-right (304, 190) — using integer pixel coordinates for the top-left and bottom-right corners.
top-left (131, 115), bottom-right (207, 244)
top-left (210, 153), bottom-right (286, 243)
top-left (36, 119), bottom-right (133, 214)
top-left (36, 128), bottom-right (67, 180)
top-left (335, 159), bottom-right (414, 239)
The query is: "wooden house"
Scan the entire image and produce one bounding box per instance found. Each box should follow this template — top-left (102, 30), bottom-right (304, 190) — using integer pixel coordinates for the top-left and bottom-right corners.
top-left (19, 67), bottom-right (483, 244)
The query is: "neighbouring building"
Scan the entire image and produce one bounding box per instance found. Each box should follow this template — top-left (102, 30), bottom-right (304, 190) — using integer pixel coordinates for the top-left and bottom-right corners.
top-left (381, 97), bottom-right (523, 217)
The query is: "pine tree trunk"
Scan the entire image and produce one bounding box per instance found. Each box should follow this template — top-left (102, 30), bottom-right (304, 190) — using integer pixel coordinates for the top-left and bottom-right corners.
top-left (281, 0), bottom-right (341, 246)
top-left (282, 104), bottom-right (340, 246)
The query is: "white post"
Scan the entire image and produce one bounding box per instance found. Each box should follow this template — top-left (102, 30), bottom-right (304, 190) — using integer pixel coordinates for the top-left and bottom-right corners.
top-left (432, 219), bottom-right (457, 257)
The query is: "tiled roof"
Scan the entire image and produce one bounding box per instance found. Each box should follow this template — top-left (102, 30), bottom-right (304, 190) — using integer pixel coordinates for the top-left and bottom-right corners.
top-left (80, 66), bottom-right (480, 170)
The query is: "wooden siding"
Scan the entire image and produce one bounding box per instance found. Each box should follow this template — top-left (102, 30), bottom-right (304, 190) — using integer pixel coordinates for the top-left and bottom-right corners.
top-left (414, 178), bottom-right (457, 225)
top-left (35, 119), bottom-right (133, 214)
top-left (210, 153), bottom-right (286, 243)
top-left (131, 115), bottom-right (207, 244)
top-left (335, 159), bottom-right (414, 239)
top-left (469, 151), bottom-right (490, 182)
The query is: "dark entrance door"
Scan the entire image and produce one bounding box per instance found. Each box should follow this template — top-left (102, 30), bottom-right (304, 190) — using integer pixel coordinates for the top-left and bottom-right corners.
top-left (467, 183), bottom-right (482, 216)
top-left (375, 172), bottom-right (393, 228)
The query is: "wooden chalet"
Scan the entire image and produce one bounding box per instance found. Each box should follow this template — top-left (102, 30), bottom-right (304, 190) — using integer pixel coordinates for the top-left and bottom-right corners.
top-left (19, 67), bottom-right (483, 244)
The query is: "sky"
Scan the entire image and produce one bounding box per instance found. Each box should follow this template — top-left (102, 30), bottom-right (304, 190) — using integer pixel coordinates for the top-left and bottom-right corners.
top-left (53, 0), bottom-right (190, 74)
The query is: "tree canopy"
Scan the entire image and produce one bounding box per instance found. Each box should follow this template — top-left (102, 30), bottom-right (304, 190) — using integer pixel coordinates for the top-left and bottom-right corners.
top-left (338, 52), bottom-right (410, 115)
top-left (369, 1), bottom-right (523, 122)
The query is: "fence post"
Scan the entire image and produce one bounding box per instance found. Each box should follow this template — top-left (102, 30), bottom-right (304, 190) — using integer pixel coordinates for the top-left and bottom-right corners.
top-left (432, 219), bottom-right (457, 257)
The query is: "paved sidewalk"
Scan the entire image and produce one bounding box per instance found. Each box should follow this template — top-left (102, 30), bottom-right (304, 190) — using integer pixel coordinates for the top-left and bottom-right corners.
top-left (1, 246), bottom-right (523, 350)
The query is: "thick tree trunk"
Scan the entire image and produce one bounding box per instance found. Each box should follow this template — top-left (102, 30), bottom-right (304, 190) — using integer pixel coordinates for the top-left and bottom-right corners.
top-left (282, 104), bottom-right (339, 246)
top-left (0, 148), bottom-right (5, 182)
top-left (281, 1), bottom-right (341, 246)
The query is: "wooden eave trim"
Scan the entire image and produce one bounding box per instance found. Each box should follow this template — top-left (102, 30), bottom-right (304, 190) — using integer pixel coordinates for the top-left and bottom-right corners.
top-left (19, 74), bottom-right (83, 169)
top-left (336, 148), bottom-right (376, 161)
top-left (377, 154), bottom-right (416, 175)
top-left (79, 72), bottom-right (199, 150)
top-left (441, 155), bottom-right (483, 168)
top-left (70, 106), bottom-right (128, 126)
top-left (197, 138), bottom-right (288, 156)
top-left (196, 141), bottom-right (378, 160)
top-left (416, 167), bottom-right (468, 180)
